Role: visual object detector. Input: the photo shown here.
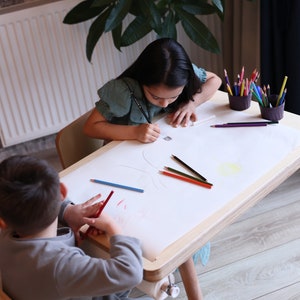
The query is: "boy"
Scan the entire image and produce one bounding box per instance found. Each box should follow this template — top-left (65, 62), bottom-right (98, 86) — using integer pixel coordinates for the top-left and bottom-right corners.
top-left (0, 155), bottom-right (150, 300)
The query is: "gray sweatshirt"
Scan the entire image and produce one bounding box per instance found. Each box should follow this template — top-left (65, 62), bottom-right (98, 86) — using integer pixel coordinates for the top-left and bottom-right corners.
top-left (0, 203), bottom-right (143, 300)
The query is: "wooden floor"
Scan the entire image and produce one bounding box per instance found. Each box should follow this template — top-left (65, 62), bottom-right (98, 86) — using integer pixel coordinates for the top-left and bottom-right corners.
top-left (2, 144), bottom-right (300, 300)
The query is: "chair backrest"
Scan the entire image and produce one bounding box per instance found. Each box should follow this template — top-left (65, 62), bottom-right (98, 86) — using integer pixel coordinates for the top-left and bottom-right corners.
top-left (55, 109), bottom-right (103, 169)
top-left (0, 289), bottom-right (12, 300)
top-left (1, 272), bottom-right (12, 300)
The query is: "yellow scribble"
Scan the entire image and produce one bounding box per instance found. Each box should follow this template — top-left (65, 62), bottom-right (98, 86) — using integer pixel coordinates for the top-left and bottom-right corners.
top-left (218, 163), bottom-right (241, 176)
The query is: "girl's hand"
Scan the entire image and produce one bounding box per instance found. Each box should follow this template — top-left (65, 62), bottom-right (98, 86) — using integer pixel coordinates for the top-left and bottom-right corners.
top-left (136, 123), bottom-right (160, 143)
top-left (168, 101), bottom-right (197, 127)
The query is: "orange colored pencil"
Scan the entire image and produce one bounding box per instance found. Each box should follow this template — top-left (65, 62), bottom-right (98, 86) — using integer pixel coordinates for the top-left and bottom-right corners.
top-left (160, 170), bottom-right (212, 189)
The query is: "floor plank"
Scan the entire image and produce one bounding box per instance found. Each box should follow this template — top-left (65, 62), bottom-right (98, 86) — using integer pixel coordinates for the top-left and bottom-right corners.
top-left (238, 169), bottom-right (300, 221)
top-left (256, 282), bottom-right (300, 300)
top-left (203, 199), bottom-right (300, 272)
top-left (194, 239), bottom-right (300, 299)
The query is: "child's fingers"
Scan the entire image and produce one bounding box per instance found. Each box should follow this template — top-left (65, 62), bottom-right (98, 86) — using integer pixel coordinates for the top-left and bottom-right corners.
top-left (82, 193), bottom-right (102, 207)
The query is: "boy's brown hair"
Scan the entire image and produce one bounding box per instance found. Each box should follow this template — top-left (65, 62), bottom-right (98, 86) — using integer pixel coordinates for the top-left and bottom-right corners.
top-left (0, 155), bottom-right (61, 236)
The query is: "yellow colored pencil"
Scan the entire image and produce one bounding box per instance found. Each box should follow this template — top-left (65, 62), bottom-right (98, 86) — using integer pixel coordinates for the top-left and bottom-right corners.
top-left (226, 83), bottom-right (233, 96)
top-left (276, 76), bottom-right (288, 106)
top-left (240, 79), bottom-right (245, 96)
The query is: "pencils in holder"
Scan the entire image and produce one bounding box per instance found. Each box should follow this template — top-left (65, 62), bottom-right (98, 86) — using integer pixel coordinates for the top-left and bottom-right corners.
top-left (224, 67), bottom-right (258, 97)
top-left (250, 76), bottom-right (288, 108)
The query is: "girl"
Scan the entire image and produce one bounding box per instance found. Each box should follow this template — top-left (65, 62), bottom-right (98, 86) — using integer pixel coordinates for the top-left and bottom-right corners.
top-left (84, 38), bottom-right (221, 144)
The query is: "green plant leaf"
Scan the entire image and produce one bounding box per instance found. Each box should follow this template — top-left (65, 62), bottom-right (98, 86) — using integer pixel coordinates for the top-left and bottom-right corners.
top-left (63, 0), bottom-right (106, 24)
top-left (159, 11), bottom-right (177, 39)
top-left (112, 24), bottom-right (122, 51)
top-left (143, 0), bottom-right (162, 31)
top-left (128, 0), bottom-right (145, 16)
top-left (64, 0), bottom-right (228, 61)
top-left (86, 7), bottom-right (112, 62)
top-left (126, 0), bottom-right (162, 32)
top-left (179, 3), bottom-right (217, 15)
top-left (121, 16), bottom-right (152, 47)
top-left (212, 0), bottom-right (224, 14)
top-left (91, 0), bottom-right (115, 8)
top-left (104, 0), bottom-right (132, 32)
top-left (175, 7), bottom-right (220, 54)
top-left (212, 0), bottom-right (224, 20)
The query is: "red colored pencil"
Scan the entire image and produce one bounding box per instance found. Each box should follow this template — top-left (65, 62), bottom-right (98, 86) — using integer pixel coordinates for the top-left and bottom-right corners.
top-left (84, 190), bottom-right (114, 238)
top-left (160, 170), bottom-right (212, 189)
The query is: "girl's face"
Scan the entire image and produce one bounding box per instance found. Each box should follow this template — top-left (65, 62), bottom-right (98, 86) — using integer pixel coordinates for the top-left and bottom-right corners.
top-left (143, 84), bottom-right (184, 108)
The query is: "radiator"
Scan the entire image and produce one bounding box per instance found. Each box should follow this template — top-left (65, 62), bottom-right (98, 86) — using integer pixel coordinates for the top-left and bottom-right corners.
top-left (0, 0), bottom-right (222, 147)
top-left (0, 0), bottom-right (155, 147)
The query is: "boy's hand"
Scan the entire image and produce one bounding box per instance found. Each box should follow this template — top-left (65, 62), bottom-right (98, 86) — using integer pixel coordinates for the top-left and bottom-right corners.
top-left (136, 123), bottom-right (160, 143)
top-left (83, 212), bottom-right (122, 237)
top-left (63, 194), bottom-right (102, 241)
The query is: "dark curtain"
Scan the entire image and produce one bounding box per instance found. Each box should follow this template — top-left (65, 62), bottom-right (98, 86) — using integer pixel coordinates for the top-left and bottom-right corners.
top-left (261, 0), bottom-right (300, 115)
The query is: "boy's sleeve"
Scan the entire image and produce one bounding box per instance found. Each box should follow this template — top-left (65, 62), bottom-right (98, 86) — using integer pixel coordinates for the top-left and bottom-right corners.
top-left (56, 235), bottom-right (144, 297)
top-left (58, 198), bottom-right (74, 225)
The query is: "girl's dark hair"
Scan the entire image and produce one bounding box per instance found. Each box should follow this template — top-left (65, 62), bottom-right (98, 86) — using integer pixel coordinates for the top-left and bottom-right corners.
top-left (0, 155), bottom-right (61, 236)
top-left (118, 38), bottom-right (202, 110)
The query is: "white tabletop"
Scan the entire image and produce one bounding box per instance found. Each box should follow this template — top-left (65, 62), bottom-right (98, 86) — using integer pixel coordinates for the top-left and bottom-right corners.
top-left (60, 91), bottom-right (300, 281)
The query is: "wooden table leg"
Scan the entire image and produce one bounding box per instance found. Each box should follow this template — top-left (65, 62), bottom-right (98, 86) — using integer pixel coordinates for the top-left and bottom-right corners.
top-left (178, 257), bottom-right (203, 300)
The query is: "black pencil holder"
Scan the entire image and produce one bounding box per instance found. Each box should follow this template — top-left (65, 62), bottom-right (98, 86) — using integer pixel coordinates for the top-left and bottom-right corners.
top-left (259, 95), bottom-right (285, 121)
top-left (228, 93), bottom-right (251, 111)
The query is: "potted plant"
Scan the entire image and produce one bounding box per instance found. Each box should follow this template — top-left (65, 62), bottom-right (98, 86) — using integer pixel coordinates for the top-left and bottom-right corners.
top-left (63, 0), bottom-right (224, 62)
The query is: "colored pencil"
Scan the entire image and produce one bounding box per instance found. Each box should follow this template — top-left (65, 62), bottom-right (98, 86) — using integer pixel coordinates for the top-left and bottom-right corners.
top-left (90, 179), bottom-right (144, 193)
top-left (132, 96), bottom-right (152, 124)
top-left (226, 83), bottom-right (233, 96)
top-left (240, 79), bottom-right (245, 96)
top-left (224, 69), bottom-right (231, 87)
top-left (171, 155), bottom-right (207, 181)
top-left (160, 170), bottom-right (212, 189)
top-left (84, 190), bottom-right (114, 237)
top-left (250, 68), bottom-right (257, 83)
top-left (124, 79), bottom-right (151, 123)
top-left (227, 121), bottom-right (278, 125)
top-left (240, 66), bottom-right (245, 84)
top-left (211, 123), bottom-right (267, 128)
top-left (164, 166), bottom-right (213, 186)
top-left (276, 76), bottom-right (288, 106)
top-left (279, 88), bottom-right (287, 106)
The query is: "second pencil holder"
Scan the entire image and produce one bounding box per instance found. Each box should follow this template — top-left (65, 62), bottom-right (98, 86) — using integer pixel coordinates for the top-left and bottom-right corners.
top-left (259, 94), bottom-right (285, 121)
top-left (228, 94), bottom-right (251, 111)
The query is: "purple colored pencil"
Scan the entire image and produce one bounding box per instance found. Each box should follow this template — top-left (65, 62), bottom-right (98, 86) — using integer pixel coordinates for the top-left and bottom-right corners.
top-left (211, 123), bottom-right (267, 128)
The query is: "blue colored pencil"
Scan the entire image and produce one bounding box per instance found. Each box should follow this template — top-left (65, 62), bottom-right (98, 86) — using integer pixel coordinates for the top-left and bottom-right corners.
top-left (278, 88), bottom-right (287, 106)
top-left (90, 179), bottom-right (144, 193)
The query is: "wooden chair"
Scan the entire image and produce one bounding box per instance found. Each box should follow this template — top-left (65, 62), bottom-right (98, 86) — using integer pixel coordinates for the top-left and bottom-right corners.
top-left (1, 275), bottom-right (12, 300)
top-left (55, 109), bottom-right (104, 169)
top-left (0, 289), bottom-right (11, 300)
